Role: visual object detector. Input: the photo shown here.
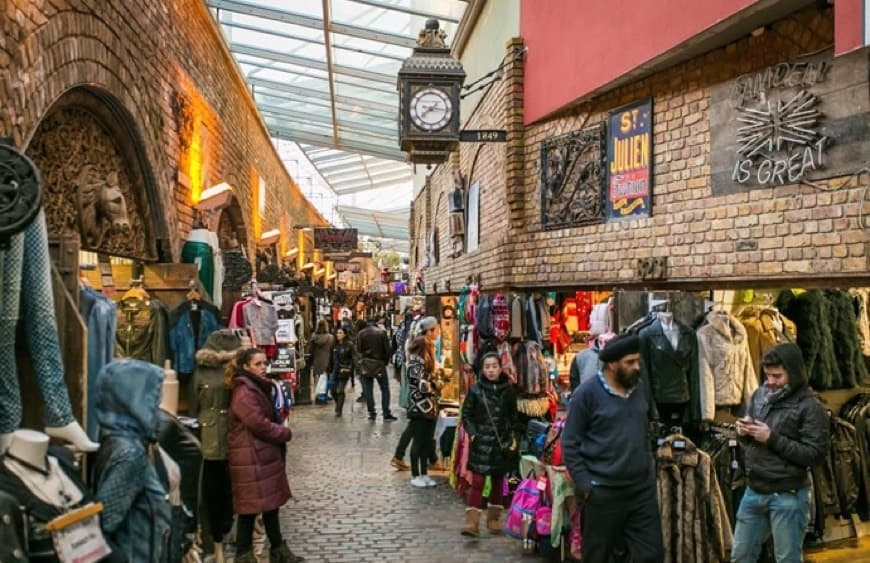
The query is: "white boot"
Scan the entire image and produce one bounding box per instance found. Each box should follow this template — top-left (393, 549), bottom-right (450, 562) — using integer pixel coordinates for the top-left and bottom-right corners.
top-left (45, 421), bottom-right (99, 451)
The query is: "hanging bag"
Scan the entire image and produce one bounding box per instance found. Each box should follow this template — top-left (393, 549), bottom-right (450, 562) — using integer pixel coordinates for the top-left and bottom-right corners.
top-left (504, 473), bottom-right (542, 539)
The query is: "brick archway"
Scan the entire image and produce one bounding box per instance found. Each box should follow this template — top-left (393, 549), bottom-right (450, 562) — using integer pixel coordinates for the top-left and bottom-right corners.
top-left (25, 86), bottom-right (169, 261)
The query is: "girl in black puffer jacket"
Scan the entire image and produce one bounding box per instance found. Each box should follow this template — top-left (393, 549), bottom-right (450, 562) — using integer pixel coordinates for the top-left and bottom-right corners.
top-left (460, 352), bottom-right (519, 537)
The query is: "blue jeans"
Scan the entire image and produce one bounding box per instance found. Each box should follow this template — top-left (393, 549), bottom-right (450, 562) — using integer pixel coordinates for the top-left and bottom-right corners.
top-left (361, 373), bottom-right (391, 418)
top-left (731, 486), bottom-right (810, 563)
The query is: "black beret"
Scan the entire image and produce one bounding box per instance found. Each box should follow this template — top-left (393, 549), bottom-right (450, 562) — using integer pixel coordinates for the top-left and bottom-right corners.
top-left (598, 334), bottom-right (641, 363)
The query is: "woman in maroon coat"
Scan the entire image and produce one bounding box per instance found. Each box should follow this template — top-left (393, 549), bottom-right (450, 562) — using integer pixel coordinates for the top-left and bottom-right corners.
top-left (226, 348), bottom-right (303, 563)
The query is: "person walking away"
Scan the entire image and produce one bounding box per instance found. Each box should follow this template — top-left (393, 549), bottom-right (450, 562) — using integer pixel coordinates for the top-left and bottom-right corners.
top-left (357, 318), bottom-right (397, 421)
top-left (391, 313), bottom-right (435, 470)
top-left (330, 328), bottom-right (356, 417)
top-left (307, 320), bottom-right (335, 399)
top-left (562, 334), bottom-right (664, 563)
top-left (731, 343), bottom-right (829, 563)
top-left (459, 352), bottom-right (518, 536)
top-left (226, 348), bottom-right (302, 563)
top-left (406, 333), bottom-right (441, 488)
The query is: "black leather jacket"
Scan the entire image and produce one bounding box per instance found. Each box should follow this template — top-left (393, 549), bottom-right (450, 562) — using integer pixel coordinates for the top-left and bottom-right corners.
top-left (461, 374), bottom-right (519, 475)
top-left (639, 319), bottom-right (698, 406)
top-left (744, 384), bottom-right (829, 494)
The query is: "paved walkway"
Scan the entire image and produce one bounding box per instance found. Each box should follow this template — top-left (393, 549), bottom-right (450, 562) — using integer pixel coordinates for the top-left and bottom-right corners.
top-left (274, 382), bottom-right (533, 563)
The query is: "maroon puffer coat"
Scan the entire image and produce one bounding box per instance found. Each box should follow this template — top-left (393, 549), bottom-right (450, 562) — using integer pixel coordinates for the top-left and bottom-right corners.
top-left (227, 373), bottom-right (292, 515)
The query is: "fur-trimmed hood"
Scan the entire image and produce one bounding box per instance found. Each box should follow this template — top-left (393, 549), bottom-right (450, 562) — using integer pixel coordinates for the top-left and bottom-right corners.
top-left (195, 330), bottom-right (243, 367)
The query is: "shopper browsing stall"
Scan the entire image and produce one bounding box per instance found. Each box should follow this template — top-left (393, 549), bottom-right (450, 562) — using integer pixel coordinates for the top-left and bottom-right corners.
top-left (406, 328), bottom-right (441, 488)
top-left (459, 352), bottom-right (518, 537)
top-left (561, 334), bottom-right (664, 563)
top-left (226, 348), bottom-right (302, 563)
top-left (731, 343), bottom-right (829, 563)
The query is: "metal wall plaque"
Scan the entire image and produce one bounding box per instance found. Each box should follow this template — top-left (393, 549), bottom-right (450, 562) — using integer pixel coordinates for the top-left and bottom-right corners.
top-left (606, 99), bottom-right (653, 220)
top-left (711, 49), bottom-right (870, 195)
top-left (540, 123), bottom-right (606, 231)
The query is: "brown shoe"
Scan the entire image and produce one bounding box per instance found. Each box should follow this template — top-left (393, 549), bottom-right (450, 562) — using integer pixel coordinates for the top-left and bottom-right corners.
top-left (486, 504), bottom-right (504, 534)
top-left (390, 456), bottom-right (410, 471)
top-left (461, 508), bottom-right (481, 537)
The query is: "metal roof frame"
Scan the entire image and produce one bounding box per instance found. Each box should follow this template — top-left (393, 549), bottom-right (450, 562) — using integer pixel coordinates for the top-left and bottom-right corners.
top-left (208, 0), bottom-right (467, 240)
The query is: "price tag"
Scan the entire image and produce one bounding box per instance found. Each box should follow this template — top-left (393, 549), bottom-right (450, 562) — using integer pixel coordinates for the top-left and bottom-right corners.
top-left (731, 460), bottom-right (739, 469)
top-left (48, 503), bottom-right (112, 563)
top-left (729, 439), bottom-right (738, 447)
top-left (537, 477), bottom-right (548, 491)
top-left (674, 440), bottom-right (686, 449)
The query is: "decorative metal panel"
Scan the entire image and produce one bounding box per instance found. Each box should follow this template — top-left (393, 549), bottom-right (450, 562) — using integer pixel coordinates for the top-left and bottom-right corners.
top-left (540, 123), bottom-right (606, 231)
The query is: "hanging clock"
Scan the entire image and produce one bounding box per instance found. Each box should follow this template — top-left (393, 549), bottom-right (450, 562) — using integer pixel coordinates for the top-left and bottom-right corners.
top-left (410, 88), bottom-right (453, 131)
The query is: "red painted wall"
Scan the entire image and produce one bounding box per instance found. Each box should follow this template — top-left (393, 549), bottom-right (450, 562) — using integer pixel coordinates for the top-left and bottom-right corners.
top-left (521, 0), bottom-right (759, 124)
top-left (834, 0), bottom-right (866, 55)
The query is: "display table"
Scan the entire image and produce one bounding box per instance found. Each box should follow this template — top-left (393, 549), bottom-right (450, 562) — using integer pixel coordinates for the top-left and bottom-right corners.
top-left (435, 408), bottom-right (459, 443)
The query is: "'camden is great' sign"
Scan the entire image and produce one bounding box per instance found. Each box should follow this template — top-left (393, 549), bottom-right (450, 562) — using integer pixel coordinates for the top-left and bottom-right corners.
top-left (711, 49), bottom-right (869, 195)
top-left (314, 228), bottom-right (358, 252)
top-left (607, 98), bottom-right (653, 220)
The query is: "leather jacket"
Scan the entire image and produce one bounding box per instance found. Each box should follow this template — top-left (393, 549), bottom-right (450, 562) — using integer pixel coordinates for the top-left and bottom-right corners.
top-left (639, 319), bottom-right (698, 405)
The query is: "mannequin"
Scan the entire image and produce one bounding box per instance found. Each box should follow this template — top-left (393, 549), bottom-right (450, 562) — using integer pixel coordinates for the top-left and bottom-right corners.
top-left (0, 210), bottom-right (97, 452)
top-left (639, 311), bottom-right (700, 423)
top-left (2, 429), bottom-right (83, 508)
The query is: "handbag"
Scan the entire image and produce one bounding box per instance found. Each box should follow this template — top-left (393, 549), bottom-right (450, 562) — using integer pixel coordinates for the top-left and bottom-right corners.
top-left (504, 473), bottom-right (542, 539)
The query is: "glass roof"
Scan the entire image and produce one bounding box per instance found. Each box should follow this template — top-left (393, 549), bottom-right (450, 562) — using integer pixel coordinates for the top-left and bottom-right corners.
top-left (208, 0), bottom-right (467, 241)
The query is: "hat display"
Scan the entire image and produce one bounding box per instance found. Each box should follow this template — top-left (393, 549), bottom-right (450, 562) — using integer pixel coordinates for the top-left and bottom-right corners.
top-left (598, 334), bottom-right (641, 363)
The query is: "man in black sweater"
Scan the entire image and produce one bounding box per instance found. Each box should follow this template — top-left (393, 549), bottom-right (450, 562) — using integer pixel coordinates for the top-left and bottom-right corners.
top-left (562, 334), bottom-right (663, 563)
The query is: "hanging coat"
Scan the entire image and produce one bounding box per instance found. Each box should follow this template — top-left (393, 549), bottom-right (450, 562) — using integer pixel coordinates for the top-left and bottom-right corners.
top-left (697, 311), bottom-right (757, 420)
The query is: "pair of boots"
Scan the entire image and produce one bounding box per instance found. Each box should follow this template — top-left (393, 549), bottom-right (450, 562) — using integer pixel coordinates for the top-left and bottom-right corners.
top-left (235, 541), bottom-right (304, 563)
top-left (461, 505), bottom-right (503, 537)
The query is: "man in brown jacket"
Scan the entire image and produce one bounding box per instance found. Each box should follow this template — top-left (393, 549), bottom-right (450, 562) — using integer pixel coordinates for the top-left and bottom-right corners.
top-left (358, 317), bottom-right (397, 421)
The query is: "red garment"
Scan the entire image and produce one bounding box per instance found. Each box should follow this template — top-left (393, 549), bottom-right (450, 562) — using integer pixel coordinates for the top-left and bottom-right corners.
top-left (575, 292), bottom-right (594, 332)
top-left (228, 298), bottom-right (250, 329)
top-left (467, 472), bottom-right (505, 509)
top-left (492, 294), bottom-right (510, 341)
top-left (227, 375), bottom-right (292, 515)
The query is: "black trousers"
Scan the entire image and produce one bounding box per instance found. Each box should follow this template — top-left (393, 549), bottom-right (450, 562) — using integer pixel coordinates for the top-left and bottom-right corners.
top-left (236, 509), bottom-right (282, 553)
top-left (581, 479), bottom-right (664, 563)
top-left (396, 420), bottom-right (437, 464)
top-left (408, 418), bottom-right (437, 477)
top-left (202, 460), bottom-right (234, 543)
top-left (361, 373), bottom-right (392, 417)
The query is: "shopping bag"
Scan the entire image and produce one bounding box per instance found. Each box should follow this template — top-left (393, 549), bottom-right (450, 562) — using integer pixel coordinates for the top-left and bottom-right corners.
top-left (314, 373), bottom-right (328, 404)
top-left (504, 475), bottom-right (543, 539)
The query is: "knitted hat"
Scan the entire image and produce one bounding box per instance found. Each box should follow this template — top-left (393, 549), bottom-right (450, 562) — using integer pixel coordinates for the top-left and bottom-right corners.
top-left (416, 316), bottom-right (438, 335)
top-left (598, 334), bottom-right (641, 363)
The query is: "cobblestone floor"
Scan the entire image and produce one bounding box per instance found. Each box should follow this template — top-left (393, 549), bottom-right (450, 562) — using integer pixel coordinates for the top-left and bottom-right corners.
top-left (235, 381), bottom-right (869, 563)
top-left (272, 382), bottom-right (534, 563)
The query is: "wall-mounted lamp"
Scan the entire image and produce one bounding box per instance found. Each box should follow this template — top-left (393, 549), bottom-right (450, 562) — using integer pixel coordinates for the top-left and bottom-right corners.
top-left (196, 182), bottom-right (234, 211)
top-left (301, 262), bottom-right (315, 270)
top-left (259, 229), bottom-right (280, 247)
top-left (283, 248), bottom-right (299, 259)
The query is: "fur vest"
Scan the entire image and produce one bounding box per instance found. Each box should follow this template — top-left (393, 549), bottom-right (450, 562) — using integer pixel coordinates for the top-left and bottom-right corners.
top-left (697, 311), bottom-right (757, 420)
top-left (657, 436), bottom-right (733, 563)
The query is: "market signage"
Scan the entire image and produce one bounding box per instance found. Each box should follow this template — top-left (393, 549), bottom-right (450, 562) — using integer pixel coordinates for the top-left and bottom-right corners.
top-left (710, 49), bottom-right (869, 195)
top-left (606, 98), bottom-right (652, 220)
top-left (314, 228), bottom-right (358, 252)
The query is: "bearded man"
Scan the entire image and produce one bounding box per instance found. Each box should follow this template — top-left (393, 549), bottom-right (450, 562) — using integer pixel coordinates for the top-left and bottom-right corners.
top-left (561, 333), bottom-right (664, 563)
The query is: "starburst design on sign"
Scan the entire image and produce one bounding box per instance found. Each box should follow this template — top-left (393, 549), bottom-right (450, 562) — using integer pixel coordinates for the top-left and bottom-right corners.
top-left (736, 90), bottom-right (821, 158)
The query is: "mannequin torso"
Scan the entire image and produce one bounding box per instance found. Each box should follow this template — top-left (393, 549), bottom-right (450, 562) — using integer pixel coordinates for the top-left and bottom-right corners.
top-left (2, 430), bottom-right (83, 508)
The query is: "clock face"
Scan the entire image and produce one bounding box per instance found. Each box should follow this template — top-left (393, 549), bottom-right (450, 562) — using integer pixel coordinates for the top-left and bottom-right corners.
top-left (409, 88), bottom-right (453, 132)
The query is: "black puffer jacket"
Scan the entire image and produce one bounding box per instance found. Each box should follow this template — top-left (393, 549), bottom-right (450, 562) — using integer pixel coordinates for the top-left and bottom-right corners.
top-left (743, 343), bottom-right (830, 494)
top-left (461, 373), bottom-right (519, 475)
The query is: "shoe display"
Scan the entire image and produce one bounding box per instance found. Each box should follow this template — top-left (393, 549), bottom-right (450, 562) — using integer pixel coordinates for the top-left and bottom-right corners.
top-left (410, 476), bottom-right (429, 488)
top-left (390, 456), bottom-right (410, 471)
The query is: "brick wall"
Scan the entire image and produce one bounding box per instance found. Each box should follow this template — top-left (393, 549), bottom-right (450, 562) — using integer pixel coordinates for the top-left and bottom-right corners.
top-left (413, 6), bottom-right (869, 293)
top-left (1, 0), bottom-right (326, 260)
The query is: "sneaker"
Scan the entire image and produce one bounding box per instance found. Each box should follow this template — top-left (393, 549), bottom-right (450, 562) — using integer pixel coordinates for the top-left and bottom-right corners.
top-left (410, 476), bottom-right (429, 488)
top-left (391, 457), bottom-right (410, 471)
top-left (422, 475), bottom-right (437, 487)
top-left (383, 414), bottom-right (398, 421)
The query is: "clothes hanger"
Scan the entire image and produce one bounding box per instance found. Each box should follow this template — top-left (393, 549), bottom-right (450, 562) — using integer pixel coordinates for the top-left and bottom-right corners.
top-left (121, 277), bottom-right (149, 302)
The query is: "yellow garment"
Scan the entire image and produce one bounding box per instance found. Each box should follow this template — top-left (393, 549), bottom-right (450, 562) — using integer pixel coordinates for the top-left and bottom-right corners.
top-left (736, 306), bottom-right (798, 379)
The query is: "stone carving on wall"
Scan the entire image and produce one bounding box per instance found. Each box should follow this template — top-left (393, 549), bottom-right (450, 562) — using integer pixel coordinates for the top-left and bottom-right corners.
top-left (27, 107), bottom-right (156, 259)
top-left (539, 123), bottom-right (606, 231)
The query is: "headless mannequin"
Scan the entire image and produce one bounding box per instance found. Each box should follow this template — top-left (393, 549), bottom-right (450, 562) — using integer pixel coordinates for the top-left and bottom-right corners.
top-left (2, 429), bottom-right (83, 508)
top-left (658, 312), bottom-right (679, 349)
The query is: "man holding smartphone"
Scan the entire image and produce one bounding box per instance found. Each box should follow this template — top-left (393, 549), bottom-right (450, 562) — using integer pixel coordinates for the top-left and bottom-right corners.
top-left (732, 343), bottom-right (829, 563)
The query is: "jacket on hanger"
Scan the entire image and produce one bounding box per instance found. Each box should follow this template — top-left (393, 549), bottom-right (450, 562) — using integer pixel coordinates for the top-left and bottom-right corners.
top-left (697, 311), bottom-right (757, 420)
top-left (735, 305), bottom-right (797, 380)
top-left (242, 299), bottom-right (279, 348)
top-left (639, 318), bottom-right (699, 407)
top-left (510, 294), bottom-right (525, 340)
top-left (169, 300), bottom-right (222, 374)
top-left (656, 436), bottom-right (733, 563)
top-left (192, 330), bottom-right (243, 460)
top-left (849, 289), bottom-right (870, 357)
top-left (116, 295), bottom-right (170, 366)
top-left (80, 287), bottom-right (118, 440)
top-left (776, 290), bottom-right (842, 390)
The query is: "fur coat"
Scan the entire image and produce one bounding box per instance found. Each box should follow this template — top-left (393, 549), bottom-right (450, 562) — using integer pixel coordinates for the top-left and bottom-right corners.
top-left (657, 436), bottom-right (733, 563)
top-left (193, 330), bottom-right (243, 460)
top-left (697, 311), bottom-right (757, 420)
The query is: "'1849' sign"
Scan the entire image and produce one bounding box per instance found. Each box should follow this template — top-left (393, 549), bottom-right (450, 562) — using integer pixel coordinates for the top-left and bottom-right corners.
top-left (711, 50), bottom-right (869, 195)
top-left (606, 98), bottom-right (653, 220)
